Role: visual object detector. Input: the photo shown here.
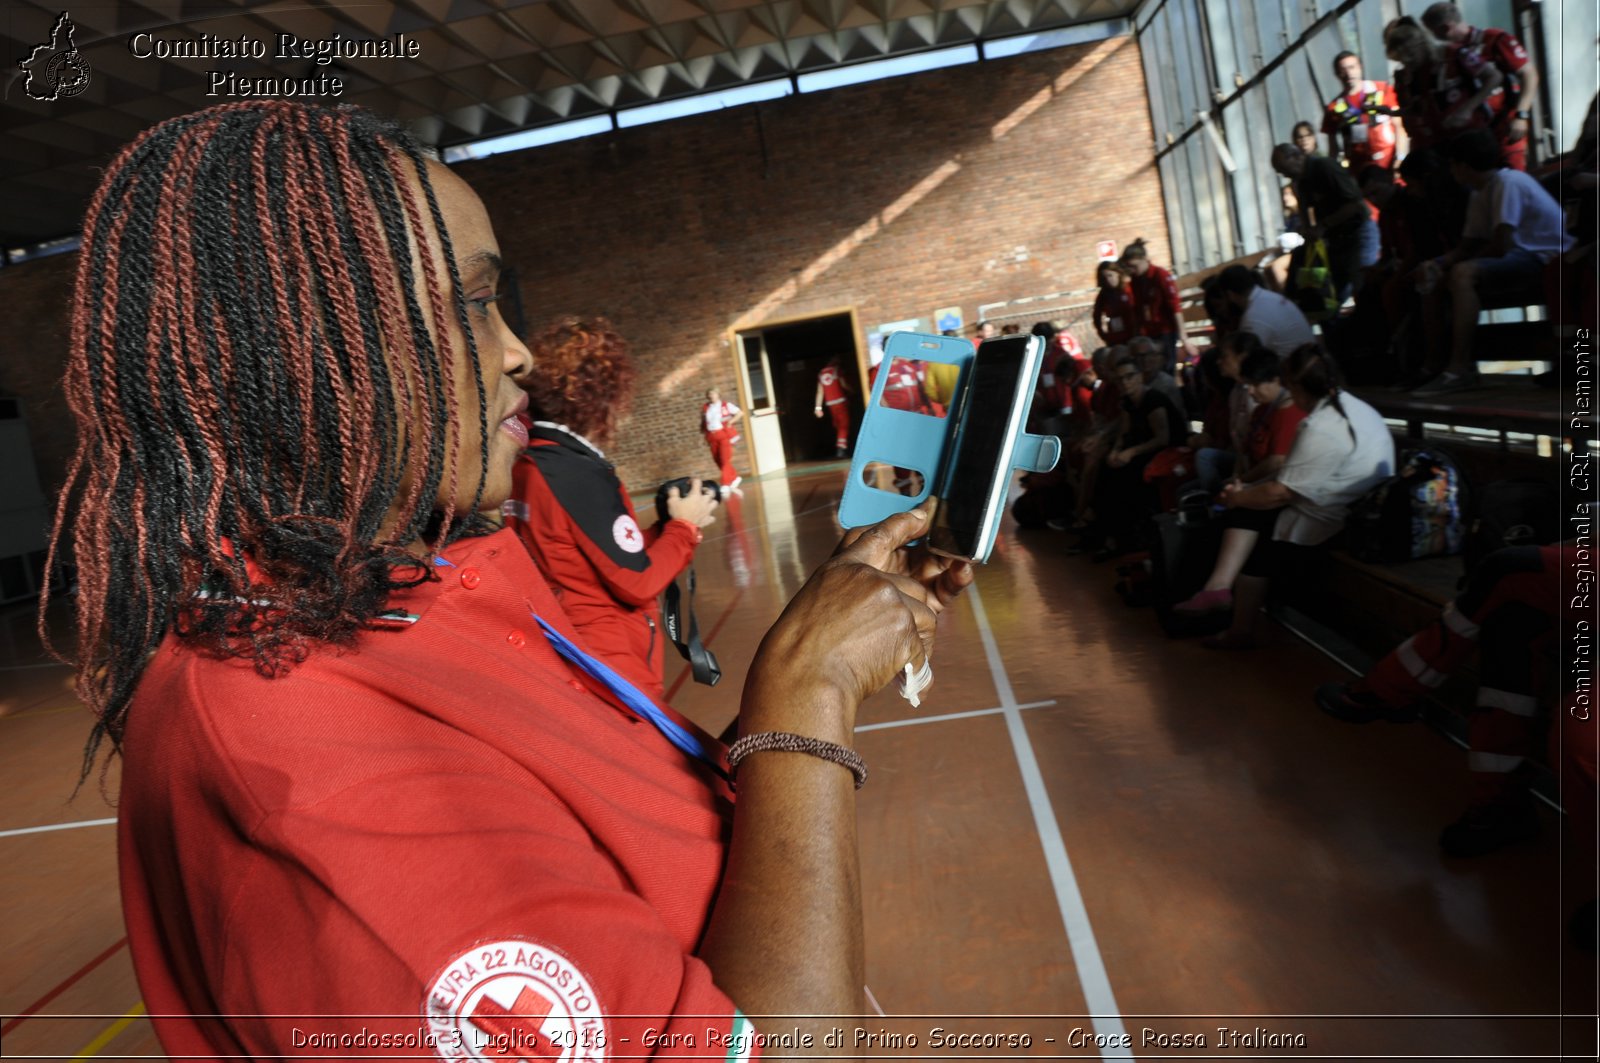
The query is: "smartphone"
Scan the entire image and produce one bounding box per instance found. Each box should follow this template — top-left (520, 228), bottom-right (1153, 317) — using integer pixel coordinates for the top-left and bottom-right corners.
top-left (925, 334), bottom-right (1045, 562)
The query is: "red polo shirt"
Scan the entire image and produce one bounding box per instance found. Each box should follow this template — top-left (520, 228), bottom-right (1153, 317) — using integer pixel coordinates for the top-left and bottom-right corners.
top-left (1129, 264), bottom-right (1183, 337)
top-left (117, 528), bottom-right (754, 1061)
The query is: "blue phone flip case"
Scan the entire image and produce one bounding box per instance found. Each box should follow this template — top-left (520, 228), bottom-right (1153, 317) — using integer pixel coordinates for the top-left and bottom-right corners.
top-left (838, 331), bottom-right (1059, 562)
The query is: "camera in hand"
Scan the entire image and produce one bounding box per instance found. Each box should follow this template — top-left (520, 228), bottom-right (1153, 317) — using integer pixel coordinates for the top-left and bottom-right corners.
top-left (655, 477), bottom-right (720, 524)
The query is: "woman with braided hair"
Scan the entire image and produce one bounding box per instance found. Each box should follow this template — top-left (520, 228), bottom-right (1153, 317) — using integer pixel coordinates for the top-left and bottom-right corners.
top-left (45, 100), bottom-right (972, 1059)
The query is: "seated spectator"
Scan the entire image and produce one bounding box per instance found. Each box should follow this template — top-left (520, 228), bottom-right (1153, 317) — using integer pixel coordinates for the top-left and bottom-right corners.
top-left (1412, 128), bottom-right (1573, 395)
top-left (1171, 349), bottom-right (1310, 617)
top-left (973, 319), bottom-right (997, 346)
top-left (505, 317), bottom-right (720, 705)
top-left (1197, 345), bottom-right (1395, 650)
top-left (1217, 264), bottom-right (1316, 356)
top-left (1422, 1), bottom-right (1537, 172)
top-left (1071, 354), bottom-right (1183, 559)
top-left (1130, 334), bottom-right (1185, 411)
top-left (1271, 142), bottom-right (1381, 302)
top-left (1092, 261), bottom-right (1136, 347)
top-left (1261, 185), bottom-right (1308, 293)
top-left (1000, 322), bottom-right (1022, 335)
top-left (1059, 346), bottom-right (1125, 531)
top-left (1200, 273), bottom-right (1242, 343)
top-left (1190, 331), bottom-right (1263, 494)
top-left (1185, 348), bottom-right (1235, 459)
top-left (1315, 542), bottom-right (1595, 949)
top-left (1292, 121), bottom-right (1321, 156)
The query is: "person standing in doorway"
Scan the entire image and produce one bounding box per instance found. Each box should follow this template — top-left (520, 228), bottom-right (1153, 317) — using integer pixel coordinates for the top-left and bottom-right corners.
top-left (813, 356), bottom-right (854, 457)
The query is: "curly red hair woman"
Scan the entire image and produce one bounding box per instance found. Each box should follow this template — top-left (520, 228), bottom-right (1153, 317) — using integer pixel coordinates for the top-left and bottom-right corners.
top-left (503, 315), bottom-right (717, 700)
top-left (521, 314), bottom-right (636, 445)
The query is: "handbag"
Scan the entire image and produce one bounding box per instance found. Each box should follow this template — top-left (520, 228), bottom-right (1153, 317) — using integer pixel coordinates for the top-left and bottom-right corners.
top-left (1293, 239), bottom-right (1340, 322)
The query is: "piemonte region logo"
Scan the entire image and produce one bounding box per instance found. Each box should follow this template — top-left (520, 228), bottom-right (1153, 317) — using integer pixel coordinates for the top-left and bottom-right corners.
top-left (18, 12), bottom-right (92, 101)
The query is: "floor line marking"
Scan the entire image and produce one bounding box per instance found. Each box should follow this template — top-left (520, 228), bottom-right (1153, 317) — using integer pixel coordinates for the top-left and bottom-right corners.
top-left (968, 582), bottom-right (1132, 1061)
top-left (2, 938), bottom-right (131, 1037)
top-left (71, 1000), bottom-right (145, 1060)
top-left (2, 704), bottom-right (81, 723)
top-left (0, 817), bottom-right (117, 839)
top-left (854, 700), bottom-right (1055, 733)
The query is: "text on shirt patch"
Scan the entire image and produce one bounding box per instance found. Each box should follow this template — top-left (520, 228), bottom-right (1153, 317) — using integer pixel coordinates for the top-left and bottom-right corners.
top-left (612, 515), bottom-right (644, 553)
top-left (425, 939), bottom-right (608, 1061)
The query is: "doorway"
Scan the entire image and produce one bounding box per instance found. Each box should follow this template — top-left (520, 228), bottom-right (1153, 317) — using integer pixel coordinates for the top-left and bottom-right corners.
top-left (733, 311), bottom-right (863, 473)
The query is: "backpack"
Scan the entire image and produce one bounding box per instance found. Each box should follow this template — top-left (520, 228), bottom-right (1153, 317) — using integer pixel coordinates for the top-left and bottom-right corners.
top-left (1345, 446), bottom-right (1468, 563)
top-left (1460, 477), bottom-right (1561, 580)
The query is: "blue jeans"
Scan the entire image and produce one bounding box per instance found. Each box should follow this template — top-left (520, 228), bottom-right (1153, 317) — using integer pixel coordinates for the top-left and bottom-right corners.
top-left (1329, 215), bottom-right (1381, 302)
top-left (1194, 448), bottom-right (1236, 494)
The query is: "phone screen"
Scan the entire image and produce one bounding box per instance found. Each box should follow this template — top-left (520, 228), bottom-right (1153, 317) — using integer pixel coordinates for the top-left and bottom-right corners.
top-left (926, 336), bottom-right (1034, 561)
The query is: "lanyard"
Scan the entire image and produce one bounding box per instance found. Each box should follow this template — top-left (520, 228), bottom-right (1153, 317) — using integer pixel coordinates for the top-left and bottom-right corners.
top-left (534, 615), bottom-right (728, 780)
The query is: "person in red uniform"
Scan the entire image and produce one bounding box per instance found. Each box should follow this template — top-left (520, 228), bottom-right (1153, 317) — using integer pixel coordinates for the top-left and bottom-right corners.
top-left (504, 316), bottom-right (719, 704)
top-left (701, 387), bottom-right (743, 489)
top-left (812, 356), bottom-right (853, 456)
top-left (1092, 261), bottom-right (1135, 347)
top-left (1119, 238), bottom-right (1196, 375)
top-left (1423, 1), bottom-right (1537, 171)
top-left (1384, 16), bottom-right (1506, 156)
top-left (1322, 51), bottom-right (1403, 172)
top-left (47, 101), bottom-right (974, 1060)
top-left (1316, 543), bottom-right (1595, 947)
top-left (874, 355), bottom-right (931, 414)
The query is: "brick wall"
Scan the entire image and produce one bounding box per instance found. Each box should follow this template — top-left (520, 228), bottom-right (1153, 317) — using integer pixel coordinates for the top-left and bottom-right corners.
top-left (0, 33), bottom-right (1169, 502)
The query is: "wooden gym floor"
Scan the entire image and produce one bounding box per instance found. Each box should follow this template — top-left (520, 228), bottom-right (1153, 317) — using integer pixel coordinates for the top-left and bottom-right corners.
top-left (1, 464), bottom-right (1595, 1061)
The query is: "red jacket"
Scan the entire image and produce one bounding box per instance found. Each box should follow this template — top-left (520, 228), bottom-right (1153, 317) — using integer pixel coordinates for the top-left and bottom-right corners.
top-left (505, 424), bottom-right (701, 702)
top-left (117, 528), bottom-right (748, 1060)
top-left (1129, 264), bottom-right (1183, 337)
top-left (1093, 284), bottom-right (1136, 345)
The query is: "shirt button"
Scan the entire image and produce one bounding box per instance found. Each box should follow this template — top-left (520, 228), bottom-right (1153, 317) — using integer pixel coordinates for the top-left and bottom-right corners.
top-left (506, 629), bottom-right (526, 648)
top-left (459, 568), bottom-right (482, 590)
top-left (568, 679), bottom-right (587, 693)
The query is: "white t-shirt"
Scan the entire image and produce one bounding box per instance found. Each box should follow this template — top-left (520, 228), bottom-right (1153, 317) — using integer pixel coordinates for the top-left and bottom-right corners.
top-left (1462, 169), bottom-right (1574, 261)
top-left (1273, 392), bottom-right (1395, 546)
top-left (1241, 287), bottom-right (1317, 357)
top-left (703, 401), bottom-right (740, 433)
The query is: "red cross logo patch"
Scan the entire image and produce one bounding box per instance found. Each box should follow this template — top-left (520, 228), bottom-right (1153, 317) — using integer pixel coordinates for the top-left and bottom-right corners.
top-left (612, 515), bottom-right (644, 553)
top-left (425, 940), bottom-right (607, 1061)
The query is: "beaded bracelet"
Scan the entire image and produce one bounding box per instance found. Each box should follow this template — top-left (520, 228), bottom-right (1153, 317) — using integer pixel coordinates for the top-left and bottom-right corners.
top-left (726, 732), bottom-right (868, 790)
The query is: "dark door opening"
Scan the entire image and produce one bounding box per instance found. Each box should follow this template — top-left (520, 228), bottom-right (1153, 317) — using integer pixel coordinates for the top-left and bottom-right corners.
top-left (742, 313), bottom-right (861, 464)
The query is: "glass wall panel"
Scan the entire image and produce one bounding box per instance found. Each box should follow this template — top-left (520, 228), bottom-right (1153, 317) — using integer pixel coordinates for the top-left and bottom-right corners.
top-left (1140, 0), bottom-right (1561, 273)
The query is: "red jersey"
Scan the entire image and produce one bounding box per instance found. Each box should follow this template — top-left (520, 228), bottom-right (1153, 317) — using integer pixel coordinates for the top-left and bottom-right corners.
top-left (505, 424), bottom-right (701, 702)
top-left (1458, 26), bottom-right (1529, 95)
top-left (1454, 26), bottom-right (1530, 167)
top-left (1395, 51), bottom-right (1499, 151)
top-left (1321, 80), bottom-right (1400, 170)
top-left (817, 365), bottom-right (849, 405)
top-left (876, 359), bottom-right (927, 412)
top-left (116, 528), bottom-right (751, 1061)
top-left (1128, 264), bottom-right (1183, 337)
top-left (1093, 284), bottom-right (1135, 345)
top-left (1245, 395), bottom-right (1308, 466)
